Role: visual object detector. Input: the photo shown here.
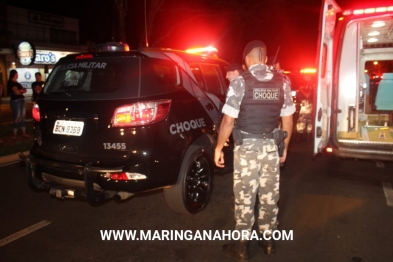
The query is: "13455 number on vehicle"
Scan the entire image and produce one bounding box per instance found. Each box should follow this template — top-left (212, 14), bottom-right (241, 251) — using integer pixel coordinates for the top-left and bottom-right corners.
top-left (103, 143), bottom-right (126, 150)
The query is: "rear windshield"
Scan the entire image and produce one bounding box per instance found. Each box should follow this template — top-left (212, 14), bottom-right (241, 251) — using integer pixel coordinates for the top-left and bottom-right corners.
top-left (42, 56), bottom-right (180, 100)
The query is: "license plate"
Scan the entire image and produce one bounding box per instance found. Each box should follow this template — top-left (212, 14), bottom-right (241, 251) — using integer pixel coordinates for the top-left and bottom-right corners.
top-left (53, 120), bottom-right (84, 136)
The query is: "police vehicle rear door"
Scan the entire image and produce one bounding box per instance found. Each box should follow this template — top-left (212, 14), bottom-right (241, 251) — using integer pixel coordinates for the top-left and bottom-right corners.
top-left (313, 0), bottom-right (341, 155)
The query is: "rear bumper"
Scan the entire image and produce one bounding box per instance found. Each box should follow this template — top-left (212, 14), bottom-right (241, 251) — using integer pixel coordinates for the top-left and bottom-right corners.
top-left (27, 154), bottom-right (123, 203)
top-left (26, 154), bottom-right (174, 203)
top-left (326, 138), bottom-right (393, 161)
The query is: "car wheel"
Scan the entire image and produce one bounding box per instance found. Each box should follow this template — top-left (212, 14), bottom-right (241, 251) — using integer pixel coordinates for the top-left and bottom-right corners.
top-left (27, 162), bottom-right (43, 192)
top-left (164, 145), bottom-right (214, 214)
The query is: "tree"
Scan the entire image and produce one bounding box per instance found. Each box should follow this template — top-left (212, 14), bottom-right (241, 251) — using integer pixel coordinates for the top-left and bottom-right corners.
top-left (140, 0), bottom-right (166, 47)
top-left (114, 0), bottom-right (128, 42)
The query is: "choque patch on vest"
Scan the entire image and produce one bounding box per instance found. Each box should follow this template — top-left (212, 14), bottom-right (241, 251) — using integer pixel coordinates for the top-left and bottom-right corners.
top-left (253, 88), bottom-right (280, 100)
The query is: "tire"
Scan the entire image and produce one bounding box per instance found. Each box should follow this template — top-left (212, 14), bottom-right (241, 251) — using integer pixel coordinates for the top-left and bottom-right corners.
top-left (26, 160), bottom-right (43, 192)
top-left (164, 145), bottom-right (214, 214)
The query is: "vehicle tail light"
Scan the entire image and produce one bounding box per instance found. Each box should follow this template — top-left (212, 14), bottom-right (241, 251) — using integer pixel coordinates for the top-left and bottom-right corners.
top-left (110, 173), bottom-right (128, 180)
top-left (326, 147), bottom-right (333, 153)
top-left (112, 99), bottom-right (171, 127)
top-left (32, 103), bottom-right (40, 122)
top-left (110, 172), bottom-right (146, 180)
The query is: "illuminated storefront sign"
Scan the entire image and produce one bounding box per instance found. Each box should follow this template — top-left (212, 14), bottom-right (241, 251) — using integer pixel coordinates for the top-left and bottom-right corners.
top-left (15, 42), bottom-right (77, 65)
top-left (35, 50), bottom-right (76, 64)
top-left (18, 68), bottom-right (42, 89)
top-left (16, 41), bottom-right (36, 66)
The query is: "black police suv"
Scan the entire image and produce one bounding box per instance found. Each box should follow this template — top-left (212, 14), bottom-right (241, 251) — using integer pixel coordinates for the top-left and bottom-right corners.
top-left (27, 42), bottom-right (230, 214)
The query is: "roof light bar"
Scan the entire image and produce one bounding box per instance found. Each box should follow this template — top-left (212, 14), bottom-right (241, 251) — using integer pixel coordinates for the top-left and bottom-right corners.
top-left (185, 46), bottom-right (218, 54)
top-left (344, 6), bottom-right (393, 16)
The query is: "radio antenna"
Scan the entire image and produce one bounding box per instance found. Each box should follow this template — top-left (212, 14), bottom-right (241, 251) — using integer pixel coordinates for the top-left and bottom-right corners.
top-left (144, 0), bottom-right (149, 47)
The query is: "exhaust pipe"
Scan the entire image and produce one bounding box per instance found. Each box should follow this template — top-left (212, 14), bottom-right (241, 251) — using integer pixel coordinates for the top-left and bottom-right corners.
top-left (114, 192), bottom-right (134, 201)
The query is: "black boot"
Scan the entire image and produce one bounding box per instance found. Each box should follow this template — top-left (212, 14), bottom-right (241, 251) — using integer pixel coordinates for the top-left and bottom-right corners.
top-left (222, 240), bottom-right (249, 261)
top-left (258, 234), bottom-right (276, 255)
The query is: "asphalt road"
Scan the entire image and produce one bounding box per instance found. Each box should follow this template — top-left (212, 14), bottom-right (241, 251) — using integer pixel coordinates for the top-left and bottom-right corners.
top-left (1, 141), bottom-right (393, 262)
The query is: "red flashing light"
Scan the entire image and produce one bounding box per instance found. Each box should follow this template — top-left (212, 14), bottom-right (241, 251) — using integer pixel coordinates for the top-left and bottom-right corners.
top-left (300, 68), bottom-right (317, 74)
top-left (344, 6), bottom-right (393, 16)
top-left (32, 103), bottom-right (40, 122)
top-left (112, 99), bottom-right (171, 127)
top-left (75, 54), bottom-right (94, 59)
top-left (186, 46), bottom-right (218, 54)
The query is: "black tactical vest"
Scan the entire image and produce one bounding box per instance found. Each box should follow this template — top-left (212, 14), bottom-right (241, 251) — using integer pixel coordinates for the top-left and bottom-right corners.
top-left (236, 70), bottom-right (284, 134)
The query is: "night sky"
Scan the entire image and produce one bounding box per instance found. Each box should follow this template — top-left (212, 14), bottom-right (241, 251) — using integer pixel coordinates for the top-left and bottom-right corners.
top-left (5, 0), bottom-right (393, 70)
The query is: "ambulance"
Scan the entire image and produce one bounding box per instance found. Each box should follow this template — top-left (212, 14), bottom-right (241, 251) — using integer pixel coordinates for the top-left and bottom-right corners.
top-left (314, 1), bottom-right (393, 164)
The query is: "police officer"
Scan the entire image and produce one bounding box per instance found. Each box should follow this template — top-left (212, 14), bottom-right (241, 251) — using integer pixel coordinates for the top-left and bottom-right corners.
top-left (296, 81), bottom-right (313, 141)
top-left (214, 40), bottom-right (295, 260)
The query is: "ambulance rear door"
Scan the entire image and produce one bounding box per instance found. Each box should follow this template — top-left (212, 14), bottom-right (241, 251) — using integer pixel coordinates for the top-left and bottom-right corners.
top-left (313, 0), bottom-right (341, 155)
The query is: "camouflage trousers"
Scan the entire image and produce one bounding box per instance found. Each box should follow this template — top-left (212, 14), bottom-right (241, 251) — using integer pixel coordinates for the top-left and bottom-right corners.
top-left (233, 137), bottom-right (280, 239)
top-left (296, 113), bottom-right (312, 134)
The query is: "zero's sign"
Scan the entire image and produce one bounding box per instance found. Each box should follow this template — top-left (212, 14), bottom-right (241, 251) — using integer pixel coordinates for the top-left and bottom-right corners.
top-left (16, 41), bottom-right (36, 66)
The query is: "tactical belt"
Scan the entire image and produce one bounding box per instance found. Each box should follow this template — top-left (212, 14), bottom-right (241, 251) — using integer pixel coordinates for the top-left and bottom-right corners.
top-left (241, 132), bottom-right (275, 140)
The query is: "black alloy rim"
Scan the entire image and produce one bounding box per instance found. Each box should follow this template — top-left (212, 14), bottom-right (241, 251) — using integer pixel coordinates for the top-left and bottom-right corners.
top-left (185, 152), bottom-right (211, 212)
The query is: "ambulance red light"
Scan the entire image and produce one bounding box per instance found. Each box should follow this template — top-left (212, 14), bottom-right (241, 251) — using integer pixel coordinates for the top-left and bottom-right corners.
top-left (32, 103), bottom-right (40, 122)
top-left (353, 9), bottom-right (364, 15)
top-left (300, 68), bottom-right (317, 74)
top-left (75, 54), bottom-right (94, 59)
top-left (112, 99), bottom-right (171, 127)
top-left (345, 6), bottom-right (393, 16)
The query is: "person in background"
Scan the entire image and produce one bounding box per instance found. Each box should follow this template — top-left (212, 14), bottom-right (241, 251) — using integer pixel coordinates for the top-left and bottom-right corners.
top-left (296, 73), bottom-right (314, 141)
top-left (214, 40), bottom-right (295, 260)
top-left (8, 70), bottom-right (28, 139)
top-left (226, 63), bottom-right (244, 82)
top-left (31, 72), bottom-right (44, 103)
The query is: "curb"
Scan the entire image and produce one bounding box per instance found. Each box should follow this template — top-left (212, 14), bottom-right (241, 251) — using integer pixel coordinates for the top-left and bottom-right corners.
top-left (0, 151), bottom-right (29, 167)
top-left (0, 118), bottom-right (34, 166)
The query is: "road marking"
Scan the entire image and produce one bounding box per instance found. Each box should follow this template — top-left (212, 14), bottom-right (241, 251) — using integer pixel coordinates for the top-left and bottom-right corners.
top-left (382, 182), bottom-right (393, 207)
top-left (0, 220), bottom-right (51, 247)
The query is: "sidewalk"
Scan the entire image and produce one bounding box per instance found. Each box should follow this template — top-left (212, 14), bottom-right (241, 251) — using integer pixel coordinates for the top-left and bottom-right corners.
top-left (0, 119), bottom-right (33, 166)
top-left (0, 95), bottom-right (34, 165)
top-left (0, 150), bottom-right (29, 166)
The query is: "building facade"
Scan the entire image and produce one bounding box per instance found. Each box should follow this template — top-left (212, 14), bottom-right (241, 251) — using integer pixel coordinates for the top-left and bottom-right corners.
top-left (0, 4), bottom-right (87, 97)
